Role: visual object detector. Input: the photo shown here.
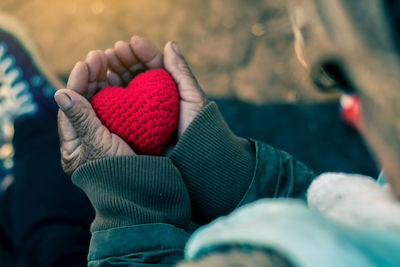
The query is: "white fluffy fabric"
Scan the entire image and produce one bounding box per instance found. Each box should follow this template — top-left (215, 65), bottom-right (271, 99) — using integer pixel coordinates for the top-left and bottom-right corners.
top-left (307, 173), bottom-right (400, 231)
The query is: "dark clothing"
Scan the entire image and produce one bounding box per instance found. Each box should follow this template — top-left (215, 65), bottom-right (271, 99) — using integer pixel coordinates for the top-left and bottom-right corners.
top-left (0, 101), bottom-right (315, 266)
top-left (0, 116), bottom-right (94, 266)
top-left (72, 102), bottom-right (315, 266)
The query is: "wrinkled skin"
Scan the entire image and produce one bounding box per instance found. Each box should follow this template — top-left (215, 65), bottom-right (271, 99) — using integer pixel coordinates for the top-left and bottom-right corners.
top-left (55, 36), bottom-right (208, 175)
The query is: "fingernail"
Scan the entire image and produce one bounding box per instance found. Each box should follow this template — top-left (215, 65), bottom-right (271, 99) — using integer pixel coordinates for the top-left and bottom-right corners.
top-left (171, 42), bottom-right (181, 55)
top-left (55, 93), bottom-right (72, 110)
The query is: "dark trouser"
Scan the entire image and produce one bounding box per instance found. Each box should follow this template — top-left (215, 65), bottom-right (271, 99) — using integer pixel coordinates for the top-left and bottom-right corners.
top-left (0, 116), bottom-right (94, 266)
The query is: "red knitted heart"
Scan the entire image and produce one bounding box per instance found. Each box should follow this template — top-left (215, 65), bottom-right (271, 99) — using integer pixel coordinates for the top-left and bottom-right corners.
top-left (90, 68), bottom-right (179, 155)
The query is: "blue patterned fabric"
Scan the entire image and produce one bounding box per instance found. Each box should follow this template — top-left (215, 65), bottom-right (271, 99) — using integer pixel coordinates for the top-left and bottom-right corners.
top-left (0, 29), bottom-right (58, 119)
top-left (0, 27), bottom-right (60, 194)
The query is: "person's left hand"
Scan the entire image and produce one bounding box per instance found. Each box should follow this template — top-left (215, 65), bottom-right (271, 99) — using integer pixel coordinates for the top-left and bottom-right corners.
top-left (55, 36), bottom-right (171, 175)
top-left (55, 50), bottom-right (136, 175)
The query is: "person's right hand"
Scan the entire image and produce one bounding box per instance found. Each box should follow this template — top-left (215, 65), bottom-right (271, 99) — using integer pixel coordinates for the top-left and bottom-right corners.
top-left (55, 51), bottom-right (136, 175)
top-left (163, 41), bottom-right (209, 138)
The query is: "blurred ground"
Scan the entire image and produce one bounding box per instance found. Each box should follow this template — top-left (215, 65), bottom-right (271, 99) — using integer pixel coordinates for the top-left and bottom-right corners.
top-left (0, 0), bottom-right (338, 103)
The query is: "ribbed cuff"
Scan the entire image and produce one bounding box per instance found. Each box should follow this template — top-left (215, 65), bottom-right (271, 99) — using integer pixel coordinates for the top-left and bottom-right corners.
top-left (170, 101), bottom-right (256, 223)
top-left (72, 156), bottom-right (191, 232)
top-left (89, 224), bottom-right (189, 264)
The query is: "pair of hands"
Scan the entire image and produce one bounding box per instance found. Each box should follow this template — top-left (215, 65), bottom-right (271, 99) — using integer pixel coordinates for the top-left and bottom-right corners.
top-left (55, 36), bottom-right (208, 175)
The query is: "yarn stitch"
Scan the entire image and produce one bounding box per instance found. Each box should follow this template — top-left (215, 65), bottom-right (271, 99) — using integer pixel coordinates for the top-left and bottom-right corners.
top-left (90, 68), bottom-right (179, 155)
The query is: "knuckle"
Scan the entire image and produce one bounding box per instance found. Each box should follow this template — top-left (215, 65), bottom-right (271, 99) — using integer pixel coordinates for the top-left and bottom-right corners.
top-left (60, 147), bottom-right (81, 175)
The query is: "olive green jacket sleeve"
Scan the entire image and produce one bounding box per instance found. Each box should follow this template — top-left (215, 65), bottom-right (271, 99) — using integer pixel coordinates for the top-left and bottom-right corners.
top-left (71, 101), bottom-right (316, 266)
top-left (170, 101), bottom-right (316, 223)
top-left (72, 156), bottom-right (191, 266)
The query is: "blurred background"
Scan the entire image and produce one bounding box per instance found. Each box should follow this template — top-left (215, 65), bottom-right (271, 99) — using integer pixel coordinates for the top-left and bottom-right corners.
top-left (0, 0), bottom-right (334, 102)
top-left (0, 0), bottom-right (377, 175)
top-left (0, 0), bottom-right (380, 264)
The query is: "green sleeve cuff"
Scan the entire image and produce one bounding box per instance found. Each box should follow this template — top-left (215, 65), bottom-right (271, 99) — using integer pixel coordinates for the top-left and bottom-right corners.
top-left (170, 101), bottom-right (256, 223)
top-left (88, 223), bottom-right (189, 266)
top-left (72, 156), bottom-right (191, 232)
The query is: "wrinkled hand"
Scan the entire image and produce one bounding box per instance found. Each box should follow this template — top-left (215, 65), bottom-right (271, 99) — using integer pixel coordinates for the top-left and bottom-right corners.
top-left (55, 50), bottom-right (135, 175)
top-left (55, 36), bottom-right (208, 175)
top-left (163, 41), bottom-right (209, 137)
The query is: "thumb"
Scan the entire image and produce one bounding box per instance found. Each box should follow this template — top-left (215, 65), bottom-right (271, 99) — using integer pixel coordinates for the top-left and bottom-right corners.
top-left (163, 41), bottom-right (206, 103)
top-left (54, 89), bottom-right (104, 140)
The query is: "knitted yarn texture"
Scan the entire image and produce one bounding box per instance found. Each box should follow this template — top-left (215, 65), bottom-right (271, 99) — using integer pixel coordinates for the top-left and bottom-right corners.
top-left (90, 68), bottom-right (179, 155)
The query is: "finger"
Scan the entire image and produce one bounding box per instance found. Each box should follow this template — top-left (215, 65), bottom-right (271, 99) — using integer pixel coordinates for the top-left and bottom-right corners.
top-left (163, 41), bottom-right (206, 102)
top-left (130, 35), bottom-right (163, 69)
top-left (86, 50), bottom-right (108, 98)
top-left (105, 48), bottom-right (126, 74)
top-left (164, 41), bottom-right (209, 137)
top-left (114, 41), bottom-right (140, 69)
top-left (57, 109), bottom-right (82, 175)
top-left (66, 62), bottom-right (89, 95)
top-left (107, 70), bottom-right (124, 86)
top-left (58, 109), bottom-right (78, 144)
top-left (97, 50), bottom-right (108, 88)
top-left (114, 40), bottom-right (146, 78)
top-left (105, 48), bottom-right (133, 85)
top-left (86, 50), bottom-right (103, 98)
top-left (54, 89), bottom-right (105, 141)
top-left (86, 51), bottom-right (102, 83)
